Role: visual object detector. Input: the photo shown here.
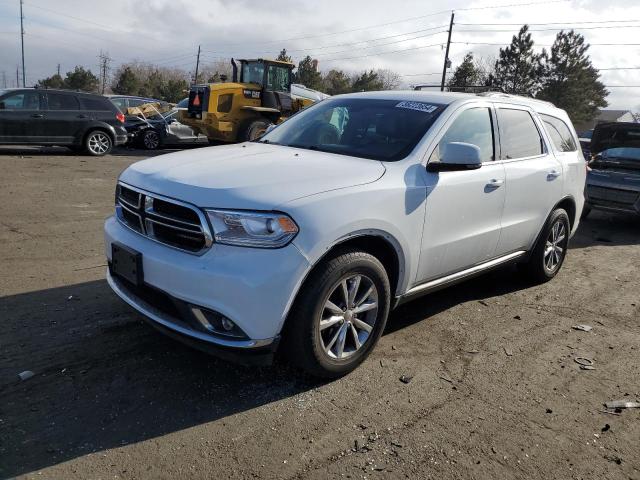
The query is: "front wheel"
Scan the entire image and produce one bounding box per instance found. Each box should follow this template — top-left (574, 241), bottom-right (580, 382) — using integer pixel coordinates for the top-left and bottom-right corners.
top-left (84, 130), bottom-right (113, 156)
top-left (240, 119), bottom-right (271, 142)
top-left (283, 249), bottom-right (391, 378)
top-left (139, 129), bottom-right (161, 150)
top-left (520, 208), bottom-right (570, 283)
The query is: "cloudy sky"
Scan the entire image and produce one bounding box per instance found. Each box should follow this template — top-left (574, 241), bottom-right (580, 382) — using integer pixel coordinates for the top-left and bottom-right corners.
top-left (0, 0), bottom-right (639, 110)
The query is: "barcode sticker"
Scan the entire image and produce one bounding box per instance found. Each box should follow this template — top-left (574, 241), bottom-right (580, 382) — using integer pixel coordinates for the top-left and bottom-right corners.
top-left (395, 101), bottom-right (438, 113)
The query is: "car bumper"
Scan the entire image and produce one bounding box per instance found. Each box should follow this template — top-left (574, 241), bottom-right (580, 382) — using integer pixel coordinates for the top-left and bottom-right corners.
top-left (585, 172), bottom-right (640, 215)
top-left (114, 127), bottom-right (128, 146)
top-left (104, 216), bottom-right (310, 360)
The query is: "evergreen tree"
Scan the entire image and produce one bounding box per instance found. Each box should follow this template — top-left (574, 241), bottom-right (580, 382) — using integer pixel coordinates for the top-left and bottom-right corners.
top-left (351, 70), bottom-right (384, 92)
top-left (63, 66), bottom-right (99, 92)
top-left (537, 30), bottom-right (608, 125)
top-left (296, 56), bottom-right (322, 90)
top-left (37, 74), bottom-right (65, 89)
top-left (112, 66), bottom-right (141, 95)
top-left (322, 69), bottom-right (351, 95)
top-left (448, 53), bottom-right (482, 92)
top-left (493, 25), bottom-right (542, 95)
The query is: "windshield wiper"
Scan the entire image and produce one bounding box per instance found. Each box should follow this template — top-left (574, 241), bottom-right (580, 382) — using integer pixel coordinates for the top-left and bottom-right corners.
top-left (287, 144), bottom-right (320, 151)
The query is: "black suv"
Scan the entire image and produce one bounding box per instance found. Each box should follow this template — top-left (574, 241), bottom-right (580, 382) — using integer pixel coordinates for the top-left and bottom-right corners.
top-left (0, 88), bottom-right (127, 156)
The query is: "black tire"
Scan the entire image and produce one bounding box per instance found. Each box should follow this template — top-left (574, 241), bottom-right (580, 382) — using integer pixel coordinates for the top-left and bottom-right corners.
top-left (283, 249), bottom-right (391, 378)
top-left (520, 208), bottom-right (570, 283)
top-left (240, 118), bottom-right (271, 142)
top-left (580, 204), bottom-right (591, 220)
top-left (84, 130), bottom-right (113, 156)
top-left (139, 129), bottom-right (161, 150)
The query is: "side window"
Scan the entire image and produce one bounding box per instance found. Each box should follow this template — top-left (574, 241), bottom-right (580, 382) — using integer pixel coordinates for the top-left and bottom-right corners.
top-left (266, 66), bottom-right (290, 92)
top-left (540, 114), bottom-right (577, 152)
top-left (80, 97), bottom-right (111, 111)
top-left (0, 91), bottom-right (40, 110)
top-left (497, 108), bottom-right (543, 159)
top-left (128, 99), bottom-right (145, 107)
top-left (430, 107), bottom-right (495, 163)
top-left (110, 98), bottom-right (127, 111)
top-left (47, 93), bottom-right (80, 111)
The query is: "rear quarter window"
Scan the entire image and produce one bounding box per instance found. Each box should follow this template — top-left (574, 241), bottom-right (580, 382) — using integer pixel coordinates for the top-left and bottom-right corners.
top-left (80, 97), bottom-right (113, 111)
top-left (497, 108), bottom-right (544, 159)
top-left (540, 114), bottom-right (577, 152)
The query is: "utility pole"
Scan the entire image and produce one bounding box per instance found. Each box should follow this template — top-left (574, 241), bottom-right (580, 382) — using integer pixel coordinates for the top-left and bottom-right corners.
top-left (440, 11), bottom-right (454, 92)
top-left (1, 71), bottom-right (6, 89)
top-left (20, 0), bottom-right (26, 87)
top-left (98, 51), bottom-right (112, 94)
top-left (16, 66), bottom-right (19, 87)
top-left (194, 45), bottom-right (201, 84)
top-left (57, 63), bottom-right (60, 76)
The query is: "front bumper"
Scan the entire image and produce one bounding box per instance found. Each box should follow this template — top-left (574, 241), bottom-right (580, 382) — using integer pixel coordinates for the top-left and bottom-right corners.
top-left (104, 215), bottom-right (310, 360)
top-left (585, 171), bottom-right (640, 215)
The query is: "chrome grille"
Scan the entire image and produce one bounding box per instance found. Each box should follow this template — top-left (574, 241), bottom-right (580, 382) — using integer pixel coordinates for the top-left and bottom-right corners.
top-left (115, 183), bottom-right (213, 254)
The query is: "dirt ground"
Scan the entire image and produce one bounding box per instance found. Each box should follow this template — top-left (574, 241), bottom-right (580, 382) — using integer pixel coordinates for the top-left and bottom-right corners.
top-left (1, 146), bottom-right (639, 480)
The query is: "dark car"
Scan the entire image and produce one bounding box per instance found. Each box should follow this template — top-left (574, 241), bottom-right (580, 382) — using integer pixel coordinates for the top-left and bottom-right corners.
top-left (106, 95), bottom-right (169, 113)
top-left (0, 88), bottom-right (127, 156)
top-left (124, 108), bottom-right (208, 150)
top-left (583, 122), bottom-right (640, 218)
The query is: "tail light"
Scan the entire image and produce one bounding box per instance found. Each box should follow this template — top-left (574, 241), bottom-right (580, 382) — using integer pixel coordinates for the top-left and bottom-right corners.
top-left (116, 112), bottom-right (125, 123)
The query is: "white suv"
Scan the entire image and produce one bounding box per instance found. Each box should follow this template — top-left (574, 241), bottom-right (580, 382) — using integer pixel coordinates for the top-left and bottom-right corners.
top-left (105, 91), bottom-right (586, 377)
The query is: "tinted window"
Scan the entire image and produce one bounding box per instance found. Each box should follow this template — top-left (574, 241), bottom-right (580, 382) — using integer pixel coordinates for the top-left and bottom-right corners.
top-left (260, 98), bottom-right (445, 162)
top-left (498, 109), bottom-right (543, 159)
top-left (110, 98), bottom-right (127, 111)
top-left (430, 107), bottom-right (494, 163)
top-left (0, 91), bottom-right (40, 110)
top-left (128, 99), bottom-right (146, 107)
top-left (47, 93), bottom-right (80, 110)
top-left (541, 114), bottom-right (576, 152)
top-left (80, 97), bottom-right (111, 111)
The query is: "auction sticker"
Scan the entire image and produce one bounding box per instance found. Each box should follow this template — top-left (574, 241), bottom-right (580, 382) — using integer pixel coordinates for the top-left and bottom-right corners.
top-left (395, 101), bottom-right (438, 113)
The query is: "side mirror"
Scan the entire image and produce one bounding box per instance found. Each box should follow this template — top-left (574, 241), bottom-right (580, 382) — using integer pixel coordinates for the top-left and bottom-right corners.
top-left (427, 142), bottom-right (483, 172)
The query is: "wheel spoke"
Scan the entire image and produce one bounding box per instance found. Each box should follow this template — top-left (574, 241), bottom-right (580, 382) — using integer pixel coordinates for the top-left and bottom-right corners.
top-left (335, 324), bottom-right (348, 358)
top-left (340, 280), bottom-right (349, 307)
top-left (348, 275), bottom-right (361, 308)
top-left (350, 323), bottom-right (361, 350)
top-left (353, 301), bottom-right (377, 314)
top-left (324, 300), bottom-right (343, 315)
top-left (353, 318), bottom-right (373, 333)
top-left (556, 233), bottom-right (566, 244)
top-left (320, 316), bottom-right (343, 331)
top-left (355, 285), bottom-right (374, 307)
top-left (325, 324), bottom-right (343, 352)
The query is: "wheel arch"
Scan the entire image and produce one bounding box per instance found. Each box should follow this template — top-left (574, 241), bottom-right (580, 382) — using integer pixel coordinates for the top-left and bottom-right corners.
top-left (81, 124), bottom-right (116, 145)
top-left (554, 195), bottom-right (577, 230)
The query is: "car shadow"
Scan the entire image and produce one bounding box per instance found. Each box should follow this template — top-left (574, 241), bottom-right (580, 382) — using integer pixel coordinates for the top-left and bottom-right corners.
top-left (570, 210), bottom-right (640, 249)
top-left (0, 263), bottom-right (539, 477)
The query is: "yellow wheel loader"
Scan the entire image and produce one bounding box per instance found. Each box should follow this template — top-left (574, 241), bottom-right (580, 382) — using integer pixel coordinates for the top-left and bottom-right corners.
top-left (180, 58), bottom-right (318, 143)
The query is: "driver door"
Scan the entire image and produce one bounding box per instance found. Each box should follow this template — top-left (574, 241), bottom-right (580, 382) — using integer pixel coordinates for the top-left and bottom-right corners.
top-left (416, 104), bottom-right (506, 283)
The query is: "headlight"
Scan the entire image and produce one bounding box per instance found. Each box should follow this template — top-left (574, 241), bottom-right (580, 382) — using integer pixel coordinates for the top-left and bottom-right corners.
top-left (205, 209), bottom-right (298, 248)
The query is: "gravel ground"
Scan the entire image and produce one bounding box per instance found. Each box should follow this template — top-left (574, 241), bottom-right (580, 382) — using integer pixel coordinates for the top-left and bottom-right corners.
top-left (1, 146), bottom-right (639, 480)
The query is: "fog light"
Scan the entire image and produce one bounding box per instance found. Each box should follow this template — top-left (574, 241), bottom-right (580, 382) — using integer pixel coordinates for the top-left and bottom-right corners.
top-left (190, 306), bottom-right (246, 339)
top-left (221, 317), bottom-right (235, 331)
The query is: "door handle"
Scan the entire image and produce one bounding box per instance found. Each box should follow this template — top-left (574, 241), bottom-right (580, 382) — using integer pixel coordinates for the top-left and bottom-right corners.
top-left (485, 178), bottom-right (504, 189)
top-left (31, 113), bottom-right (44, 118)
top-left (547, 170), bottom-right (561, 180)
top-left (77, 114), bottom-right (87, 119)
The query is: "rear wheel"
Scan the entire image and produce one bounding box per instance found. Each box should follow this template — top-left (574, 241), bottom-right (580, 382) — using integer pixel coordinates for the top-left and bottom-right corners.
top-left (84, 130), bottom-right (112, 156)
top-left (240, 119), bottom-right (270, 142)
top-left (520, 208), bottom-right (570, 283)
top-left (284, 249), bottom-right (391, 378)
top-left (139, 129), bottom-right (161, 150)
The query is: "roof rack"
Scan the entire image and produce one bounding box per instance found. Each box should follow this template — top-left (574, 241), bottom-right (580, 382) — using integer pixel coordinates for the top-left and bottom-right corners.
top-left (477, 92), bottom-right (555, 107)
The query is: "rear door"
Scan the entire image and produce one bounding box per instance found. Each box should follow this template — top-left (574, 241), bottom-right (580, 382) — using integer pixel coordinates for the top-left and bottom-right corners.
top-left (494, 105), bottom-right (563, 254)
top-left (0, 90), bottom-right (45, 143)
top-left (43, 92), bottom-right (84, 144)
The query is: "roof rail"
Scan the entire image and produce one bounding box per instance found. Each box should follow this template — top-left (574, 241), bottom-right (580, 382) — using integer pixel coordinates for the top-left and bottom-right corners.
top-left (477, 92), bottom-right (555, 107)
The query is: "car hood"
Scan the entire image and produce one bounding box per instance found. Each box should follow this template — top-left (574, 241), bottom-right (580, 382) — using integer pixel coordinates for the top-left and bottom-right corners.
top-left (590, 122), bottom-right (640, 155)
top-left (119, 142), bottom-right (386, 210)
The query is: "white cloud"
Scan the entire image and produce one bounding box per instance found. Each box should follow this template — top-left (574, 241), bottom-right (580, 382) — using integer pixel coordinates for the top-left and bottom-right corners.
top-left (1, 0), bottom-right (639, 110)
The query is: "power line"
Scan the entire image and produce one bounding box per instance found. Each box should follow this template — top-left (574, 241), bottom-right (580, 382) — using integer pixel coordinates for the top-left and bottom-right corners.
top-left (451, 41), bottom-right (640, 47)
top-left (457, 19), bottom-right (640, 26)
top-left (322, 42), bottom-right (446, 63)
top-left (456, 25), bottom-right (640, 32)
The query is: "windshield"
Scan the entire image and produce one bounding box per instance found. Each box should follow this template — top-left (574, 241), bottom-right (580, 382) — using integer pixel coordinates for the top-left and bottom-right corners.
top-left (259, 98), bottom-right (445, 161)
top-left (242, 62), bottom-right (265, 86)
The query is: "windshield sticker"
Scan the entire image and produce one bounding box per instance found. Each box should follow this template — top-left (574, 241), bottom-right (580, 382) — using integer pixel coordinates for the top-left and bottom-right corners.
top-left (395, 101), bottom-right (438, 113)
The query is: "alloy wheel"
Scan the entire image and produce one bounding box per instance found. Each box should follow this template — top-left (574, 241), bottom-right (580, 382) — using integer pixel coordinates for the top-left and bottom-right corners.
top-left (143, 130), bottom-right (160, 149)
top-left (318, 274), bottom-right (379, 360)
top-left (88, 133), bottom-right (110, 155)
top-left (544, 220), bottom-right (566, 272)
